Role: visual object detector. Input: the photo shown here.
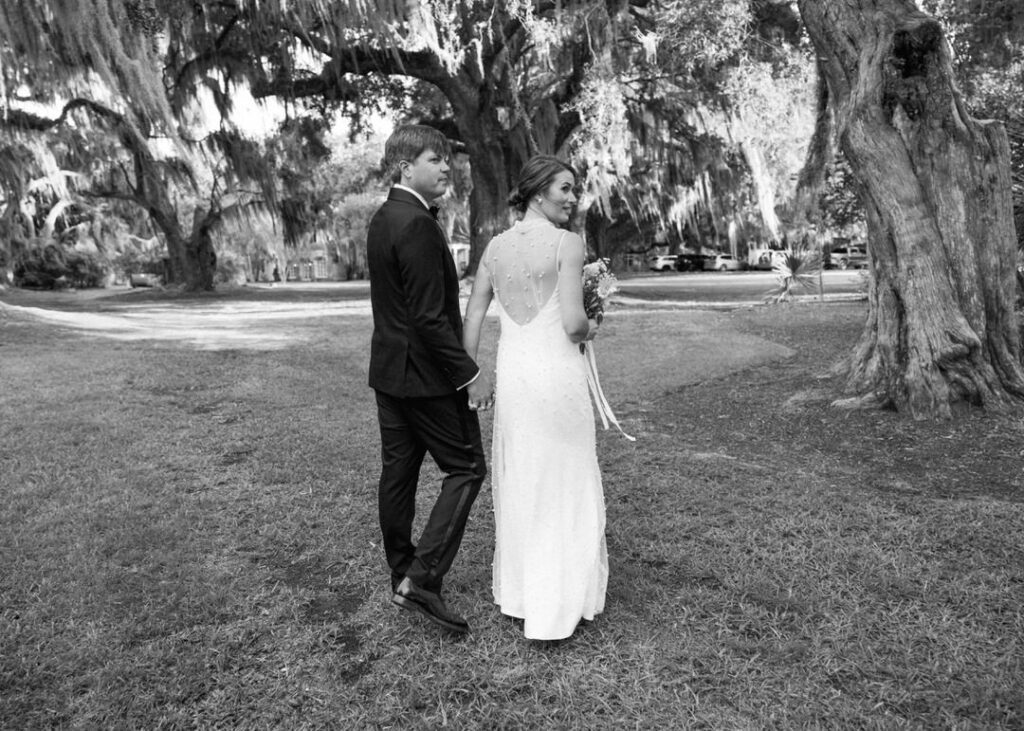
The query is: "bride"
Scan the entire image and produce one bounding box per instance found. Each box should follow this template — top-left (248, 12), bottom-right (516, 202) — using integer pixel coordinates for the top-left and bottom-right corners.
top-left (463, 155), bottom-right (608, 641)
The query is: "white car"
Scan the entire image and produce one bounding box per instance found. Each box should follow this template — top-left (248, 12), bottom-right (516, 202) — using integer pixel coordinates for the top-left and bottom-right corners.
top-left (648, 255), bottom-right (678, 272)
top-left (703, 253), bottom-right (744, 272)
top-left (129, 272), bottom-right (162, 288)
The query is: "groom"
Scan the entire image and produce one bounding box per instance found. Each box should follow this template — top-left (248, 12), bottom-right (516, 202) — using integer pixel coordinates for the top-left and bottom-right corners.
top-left (366, 124), bottom-right (493, 634)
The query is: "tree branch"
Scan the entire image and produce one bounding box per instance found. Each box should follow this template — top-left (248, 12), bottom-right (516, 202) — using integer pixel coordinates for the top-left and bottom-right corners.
top-left (2, 97), bottom-right (127, 132)
top-left (250, 46), bottom-right (448, 101)
top-left (172, 13), bottom-right (241, 91)
top-left (80, 187), bottom-right (140, 204)
top-left (550, 33), bottom-right (594, 150)
top-left (792, 60), bottom-right (834, 224)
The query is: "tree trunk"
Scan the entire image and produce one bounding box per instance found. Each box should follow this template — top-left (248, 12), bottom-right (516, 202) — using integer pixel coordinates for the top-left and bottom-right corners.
top-left (0, 205), bottom-right (28, 286)
top-left (737, 133), bottom-right (782, 244)
top-left (122, 122), bottom-right (216, 292)
top-left (148, 201), bottom-right (216, 292)
top-left (186, 207), bottom-right (218, 291)
top-left (584, 204), bottom-right (608, 259)
top-left (798, 0), bottom-right (1024, 418)
top-left (457, 117), bottom-right (513, 272)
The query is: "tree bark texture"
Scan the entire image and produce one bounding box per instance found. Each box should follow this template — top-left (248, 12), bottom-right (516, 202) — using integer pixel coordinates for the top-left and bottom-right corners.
top-left (455, 112), bottom-right (514, 271)
top-left (798, 0), bottom-right (1024, 417)
top-left (132, 145), bottom-right (215, 292)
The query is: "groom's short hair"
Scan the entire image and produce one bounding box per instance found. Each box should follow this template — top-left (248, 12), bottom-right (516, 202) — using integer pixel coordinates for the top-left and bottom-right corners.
top-left (383, 125), bottom-right (451, 183)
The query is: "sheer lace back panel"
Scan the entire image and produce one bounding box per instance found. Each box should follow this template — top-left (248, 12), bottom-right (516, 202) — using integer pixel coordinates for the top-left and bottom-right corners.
top-left (487, 219), bottom-right (566, 326)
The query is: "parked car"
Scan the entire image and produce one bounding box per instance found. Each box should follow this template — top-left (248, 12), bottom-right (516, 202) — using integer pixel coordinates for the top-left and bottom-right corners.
top-left (827, 242), bottom-right (868, 269)
top-left (648, 254), bottom-right (678, 272)
top-left (674, 253), bottom-right (706, 272)
top-left (748, 248), bottom-right (788, 270)
top-left (703, 253), bottom-right (744, 272)
top-left (129, 272), bottom-right (162, 288)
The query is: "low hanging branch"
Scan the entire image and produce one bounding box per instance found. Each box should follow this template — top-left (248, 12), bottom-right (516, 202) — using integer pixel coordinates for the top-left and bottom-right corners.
top-left (3, 99), bottom-right (127, 133)
top-left (2, 97), bottom-right (219, 291)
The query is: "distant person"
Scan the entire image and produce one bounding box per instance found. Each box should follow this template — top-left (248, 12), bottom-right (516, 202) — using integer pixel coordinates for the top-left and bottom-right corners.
top-left (462, 155), bottom-right (607, 641)
top-left (366, 124), bottom-right (493, 635)
top-left (272, 265), bottom-right (280, 282)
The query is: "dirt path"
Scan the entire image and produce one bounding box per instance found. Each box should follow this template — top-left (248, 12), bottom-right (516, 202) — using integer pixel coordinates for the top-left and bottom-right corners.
top-left (0, 297), bottom-right (373, 350)
top-left (0, 286), bottom-right (796, 397)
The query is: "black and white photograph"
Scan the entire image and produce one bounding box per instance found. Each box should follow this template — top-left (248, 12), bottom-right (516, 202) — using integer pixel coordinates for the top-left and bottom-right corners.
top-left (1, 1), bottom-right (1022, 727)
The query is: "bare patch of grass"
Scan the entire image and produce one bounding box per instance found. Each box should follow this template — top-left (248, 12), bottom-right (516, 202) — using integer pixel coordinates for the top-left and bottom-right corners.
top-left (1, 297), bottom-right (1021, 728)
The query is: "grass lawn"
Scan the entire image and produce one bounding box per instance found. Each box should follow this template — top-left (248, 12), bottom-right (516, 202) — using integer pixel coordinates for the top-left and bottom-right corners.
top-left (1, 292), bottom-right (1022, 729)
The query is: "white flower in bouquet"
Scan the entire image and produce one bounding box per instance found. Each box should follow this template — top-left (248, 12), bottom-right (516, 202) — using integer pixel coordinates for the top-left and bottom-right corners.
top-left (582, 258), bottom-right (618, 324)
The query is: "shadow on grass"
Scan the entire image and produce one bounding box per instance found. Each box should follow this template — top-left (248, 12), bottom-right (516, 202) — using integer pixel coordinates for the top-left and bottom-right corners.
top-left (1, 299), bottom-right (1021, 728)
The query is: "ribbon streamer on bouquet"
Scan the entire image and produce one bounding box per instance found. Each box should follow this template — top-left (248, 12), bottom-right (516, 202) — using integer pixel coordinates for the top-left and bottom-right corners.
top-left (583, 343), bottom-right (636, 441)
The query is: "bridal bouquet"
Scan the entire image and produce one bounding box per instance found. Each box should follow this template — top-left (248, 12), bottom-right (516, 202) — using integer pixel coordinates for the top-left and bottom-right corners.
top-left (582, 258), bottom-right (618, 325)
top-left (579, 259), bottom-right (635, 441)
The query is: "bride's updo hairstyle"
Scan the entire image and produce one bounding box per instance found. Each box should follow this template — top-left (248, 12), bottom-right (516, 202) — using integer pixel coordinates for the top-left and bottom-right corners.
top-left (508, 155), bottom-right (577, 213)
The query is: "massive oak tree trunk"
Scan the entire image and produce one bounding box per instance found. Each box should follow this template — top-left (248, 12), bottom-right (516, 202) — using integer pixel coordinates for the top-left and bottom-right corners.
top-left (130, 136), bottom-right (216, 292)
top-left (458, 121), bottom-right (513, 271)
top-left (446, 78), bottom-right (527, 272)
top-left (797, 0), bottom-right (1024, 418)
top-left (181, 207), bottom-right (218, 291)
top-left (139, 174), bottom-right (216, 292)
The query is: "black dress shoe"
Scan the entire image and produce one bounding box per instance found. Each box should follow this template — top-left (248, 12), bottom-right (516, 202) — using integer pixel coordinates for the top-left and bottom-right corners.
top-left (391, 576), bottom-right (442, 594)
top-left (391, 577), bottom-right (469, 634)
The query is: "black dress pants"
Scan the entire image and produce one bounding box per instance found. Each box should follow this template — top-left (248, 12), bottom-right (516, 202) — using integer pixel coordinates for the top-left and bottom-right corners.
top-left (375, 389), bottom-right (486, 593)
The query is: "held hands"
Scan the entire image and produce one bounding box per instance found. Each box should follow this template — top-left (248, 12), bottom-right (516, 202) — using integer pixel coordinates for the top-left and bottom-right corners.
top-left (467, 370), bottom-right (494, 412)
top-left (578, 318), bottom-right (601, 354)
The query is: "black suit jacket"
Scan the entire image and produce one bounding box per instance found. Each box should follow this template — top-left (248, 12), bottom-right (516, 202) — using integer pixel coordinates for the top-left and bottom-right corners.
top-left (367, 188), bottom-right (479, 398)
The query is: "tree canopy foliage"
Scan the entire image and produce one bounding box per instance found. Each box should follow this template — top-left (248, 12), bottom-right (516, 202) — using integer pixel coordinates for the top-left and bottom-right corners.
top-left (0, 1), bottom-right (824, 276)
top-left (0, 1), bottom-right (1020, 298)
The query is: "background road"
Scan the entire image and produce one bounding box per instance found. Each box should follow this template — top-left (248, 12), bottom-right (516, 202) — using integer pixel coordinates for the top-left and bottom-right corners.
top-left (0, 267), bottom-right (865, 350)
top-left (220, 269), bottom-right (866, 305)
top-left (616, 269), bottom-right (867, 304)
top-left (0, 268), bottom-right (868, 318)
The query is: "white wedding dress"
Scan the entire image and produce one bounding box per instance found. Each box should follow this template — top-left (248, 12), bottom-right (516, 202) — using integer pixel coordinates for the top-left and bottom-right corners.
top-left (485, 218), bottom-right (608, 640)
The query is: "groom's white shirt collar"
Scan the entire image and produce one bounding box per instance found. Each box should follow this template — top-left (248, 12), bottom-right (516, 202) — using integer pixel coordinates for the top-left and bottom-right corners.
top-left (393, 184), bottom-right (431, 211)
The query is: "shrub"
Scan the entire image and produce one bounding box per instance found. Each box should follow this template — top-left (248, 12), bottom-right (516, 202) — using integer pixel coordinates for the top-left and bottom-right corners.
top-left (65, 249), bottom-right (109, 288)
top-left (765, 244), bottom-right (823, 303)
top-left (13, 243), bottom-right (110, 289)
top-left (332, 192), bottom-right (380, 279)
top-left (214, 249), bottom-right (248, 285)
top-left (112, 246), bottom-right (164, 281)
